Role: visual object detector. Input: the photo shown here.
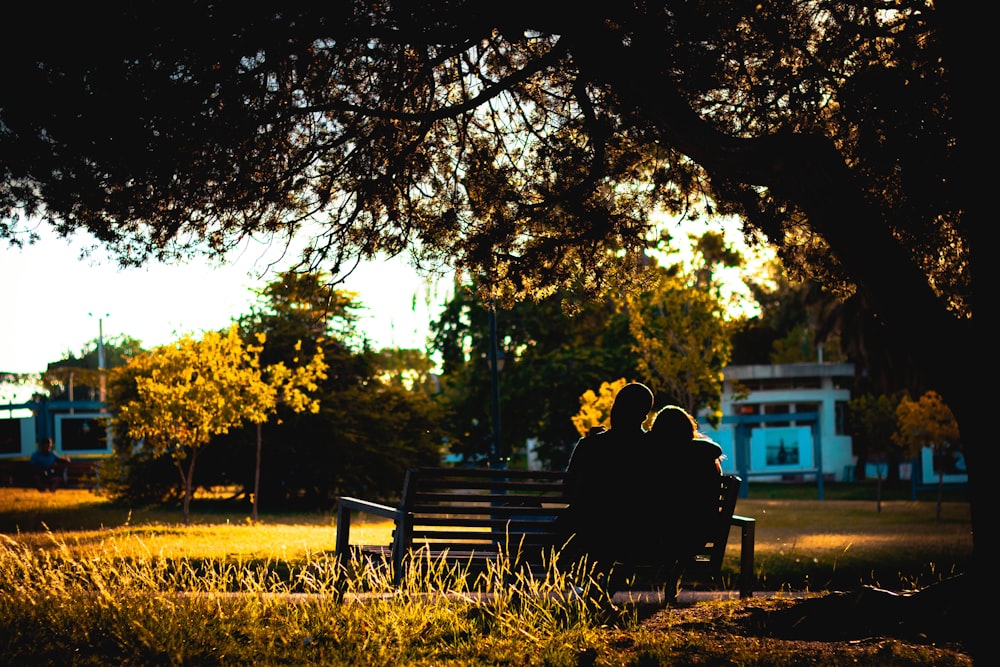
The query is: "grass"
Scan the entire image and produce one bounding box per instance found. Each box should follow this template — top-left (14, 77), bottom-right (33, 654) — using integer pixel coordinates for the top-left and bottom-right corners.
top-left (0, 485), bottom-right (974, 666)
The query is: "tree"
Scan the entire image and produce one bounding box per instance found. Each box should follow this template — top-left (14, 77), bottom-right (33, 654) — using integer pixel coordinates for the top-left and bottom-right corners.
top-left (431, 280), bottom-right (636, 468)
top-left (628, 267), bottom-right (735, 423)
top-left (112, 325), bottom-right (323, 524)
top-left (431, 256), bottom-right (734, 468)
top-left (1, 5), bottom-right (982, 654)
top-left (236, 270), bottom-right (446, 506)
top-left (893, 391), bottom-right (962, 521)
top-left (41, 334), bottom-right (144, 402)
top-left (845, 392), bottom-right (905, 511)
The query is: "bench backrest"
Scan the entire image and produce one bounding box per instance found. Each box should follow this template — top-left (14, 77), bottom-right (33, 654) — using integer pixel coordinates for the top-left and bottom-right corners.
top-left (395, 467), bottom-right (570, 564)
top-left (685, 474), bottom-right (742, 573)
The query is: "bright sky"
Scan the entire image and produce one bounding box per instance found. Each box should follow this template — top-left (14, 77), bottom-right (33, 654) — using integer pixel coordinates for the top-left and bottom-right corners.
top-left (0, 226), bottom-right (448, 396)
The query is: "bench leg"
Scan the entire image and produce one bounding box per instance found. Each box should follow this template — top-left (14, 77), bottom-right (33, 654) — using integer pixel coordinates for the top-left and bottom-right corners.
top-left (335, 504), bottom-right (353, 559)
top-left (739, 522), bottom-right (755, 598)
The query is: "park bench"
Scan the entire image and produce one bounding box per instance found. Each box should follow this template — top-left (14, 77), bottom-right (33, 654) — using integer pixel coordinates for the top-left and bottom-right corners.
top-left (0, 458), bottom-right (99, 489)
top-left (335, 467), bottom-right (756, 598)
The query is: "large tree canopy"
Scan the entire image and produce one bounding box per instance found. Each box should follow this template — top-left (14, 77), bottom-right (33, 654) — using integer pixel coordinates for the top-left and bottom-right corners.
top-left (0, 1), bottom-right (981, 649)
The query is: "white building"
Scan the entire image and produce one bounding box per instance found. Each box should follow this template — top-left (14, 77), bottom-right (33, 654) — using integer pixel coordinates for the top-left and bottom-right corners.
top-left (700, 362), bottom-right (856, 486)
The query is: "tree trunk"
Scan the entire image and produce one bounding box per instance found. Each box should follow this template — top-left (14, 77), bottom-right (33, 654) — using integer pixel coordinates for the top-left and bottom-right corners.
top-left (937, 468), bottom-right (944, 521)
top-left (875, 462), bottom-right (883, 514)
top-left (886, 450), bottom-right (901, 483)
top-left (853, 452), bottom-right (867, 482)
top-left (176, 459), bottom-right (191, 526)
top-left (252, 422), bottom-right (262, 524)
top-left (178, 450), bottom-right (198, 526)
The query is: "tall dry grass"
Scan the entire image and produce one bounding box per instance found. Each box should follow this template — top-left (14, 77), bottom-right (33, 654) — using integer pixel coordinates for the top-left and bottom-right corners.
top-left (0, 487), bottom-right (973, 666)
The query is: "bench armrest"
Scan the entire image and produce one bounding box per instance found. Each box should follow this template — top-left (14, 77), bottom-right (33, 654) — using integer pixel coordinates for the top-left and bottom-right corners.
top-left (335, 497), bottom-right (401, 558)
top-left (731, 515), bottom-right (756, 598)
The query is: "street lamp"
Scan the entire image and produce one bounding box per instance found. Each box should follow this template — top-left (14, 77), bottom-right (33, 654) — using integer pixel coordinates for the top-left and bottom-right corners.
top-left (486, 304), bottom-right (506, 468)
top-left (89, 312), bottom-right (109, 405)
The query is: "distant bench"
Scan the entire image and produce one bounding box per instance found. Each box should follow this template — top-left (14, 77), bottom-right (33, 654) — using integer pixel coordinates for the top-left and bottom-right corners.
top-left (0, 458), bottom-right (99, 489)
top-left (335, 467), bottom-right (755, 598)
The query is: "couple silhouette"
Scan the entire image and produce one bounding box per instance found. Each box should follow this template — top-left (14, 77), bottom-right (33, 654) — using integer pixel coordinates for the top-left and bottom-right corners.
top-left (560, 382), bottom-right (723, 590)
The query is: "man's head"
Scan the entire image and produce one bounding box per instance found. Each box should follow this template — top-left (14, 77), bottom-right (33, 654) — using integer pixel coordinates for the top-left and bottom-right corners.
top-left (39, 437), bottom-right (53, 453)
top-left (609, 382), bottom-right (654, 429)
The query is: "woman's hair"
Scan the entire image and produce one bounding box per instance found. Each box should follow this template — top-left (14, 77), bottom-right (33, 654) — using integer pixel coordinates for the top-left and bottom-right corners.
top-left (650, 405), bottom-right (697, 441)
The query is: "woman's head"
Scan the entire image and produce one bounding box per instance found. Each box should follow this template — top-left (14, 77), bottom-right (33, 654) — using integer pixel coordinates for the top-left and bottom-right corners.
top-left (650, 405), bottom-right (697, 442)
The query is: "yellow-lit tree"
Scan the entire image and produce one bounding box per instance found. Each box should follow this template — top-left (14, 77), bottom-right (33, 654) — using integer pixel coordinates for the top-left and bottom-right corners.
top-left (627, 270), bottom-right (734, 424)
top-left (114, 325), bottom-right (326, 524)
top-left (892, 390), bottom-right (962, 520)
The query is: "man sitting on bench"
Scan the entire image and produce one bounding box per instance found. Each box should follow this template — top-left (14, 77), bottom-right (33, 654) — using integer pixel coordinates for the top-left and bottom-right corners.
top-left (30, 437), bottom-right (70, 492)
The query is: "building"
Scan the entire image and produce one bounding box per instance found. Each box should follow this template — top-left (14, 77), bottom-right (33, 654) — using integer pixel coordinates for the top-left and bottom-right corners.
top-left (700, 362), bottom-right (856, 487)
top-left (1, 398), bottom-right (111, 460)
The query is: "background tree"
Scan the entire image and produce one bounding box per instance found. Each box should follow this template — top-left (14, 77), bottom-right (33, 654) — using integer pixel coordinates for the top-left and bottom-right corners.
top-left (248, 337), bottom-right (327, 523)
top-left (628, 266), bottom-right (735, 423)
top-left (41, 335), bottom-right (144, 402)
top-left (233, 270), bottom-right (446, 507)
top-left (431, 252), bottom-right (735, 467)
top-left (430, 280), bottom-right (634, 468)
top-left (845, 392), bottom-right (905, 511)
top-left (893, 391), bottom-right (962, 521)
top-left (112, 326), bottom-right (277, 523)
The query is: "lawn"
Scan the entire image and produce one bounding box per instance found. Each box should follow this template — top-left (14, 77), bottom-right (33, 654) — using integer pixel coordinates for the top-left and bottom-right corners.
top-left (0, 485), bottom-right (975, 666)
top-left (0, 483), bottom-right (972, 592)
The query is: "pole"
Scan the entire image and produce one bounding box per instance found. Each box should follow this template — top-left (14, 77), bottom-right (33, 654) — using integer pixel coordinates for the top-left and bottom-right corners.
top-left (89, 312), bottom-right (109, 406)
top-left (488, 304), bottom-right (504, 468)
top-left (97, 316), bottom-right (106, 404)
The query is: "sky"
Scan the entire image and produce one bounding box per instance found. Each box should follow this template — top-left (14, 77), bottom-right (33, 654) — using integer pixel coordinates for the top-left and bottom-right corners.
top-left (0, 225), bottom-right (449, 400)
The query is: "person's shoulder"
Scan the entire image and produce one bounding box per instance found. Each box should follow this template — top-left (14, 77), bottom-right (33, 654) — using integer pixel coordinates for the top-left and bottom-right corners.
top-left (691, 436), bottom-right (723, 459)
top-left (582, 426), bottom-right (617, 443)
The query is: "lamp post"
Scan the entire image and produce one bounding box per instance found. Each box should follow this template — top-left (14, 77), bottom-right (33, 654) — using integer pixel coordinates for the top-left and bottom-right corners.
top-left (486, 304), bottom-right (506, 468)
top-left (89, 312), bottom-right (109, 405)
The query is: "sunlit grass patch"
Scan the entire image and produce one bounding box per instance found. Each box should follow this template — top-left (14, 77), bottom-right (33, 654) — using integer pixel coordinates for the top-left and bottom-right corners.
top-left (0, 488), bottom-right (974, 665)
top-left (0, 530), bottom-right (637, 666)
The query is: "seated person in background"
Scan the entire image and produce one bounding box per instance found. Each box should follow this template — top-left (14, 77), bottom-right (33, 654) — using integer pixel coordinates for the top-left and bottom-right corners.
top-left (30, 437), bottom-right (70, 492)
top-left (645, 405), bottom-right (724, 572)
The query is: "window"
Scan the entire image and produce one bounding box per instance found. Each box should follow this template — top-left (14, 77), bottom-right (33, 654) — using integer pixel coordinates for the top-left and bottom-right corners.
top-left (56, 414), bottom-right (112, 453)
top-left (764, 404), bottom-right (791, 427)
top-left (0, 419), bottom-right (20, 454)
top-left (835, 400), bottom-right (848, 435)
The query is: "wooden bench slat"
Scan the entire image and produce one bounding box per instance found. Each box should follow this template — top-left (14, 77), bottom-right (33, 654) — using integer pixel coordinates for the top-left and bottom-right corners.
top-left (408, 515), bottom-right (562, 527)
top-left (408, 506), bottom-right (565, 518)
top-left (407, 468), bottom-right (567, 480)
top-left (415, 479), bottom-right (568, 490)
top-left (413, 491), bottom-right (567, 502)
top-left (411, 530), bottom-right (564, 542)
